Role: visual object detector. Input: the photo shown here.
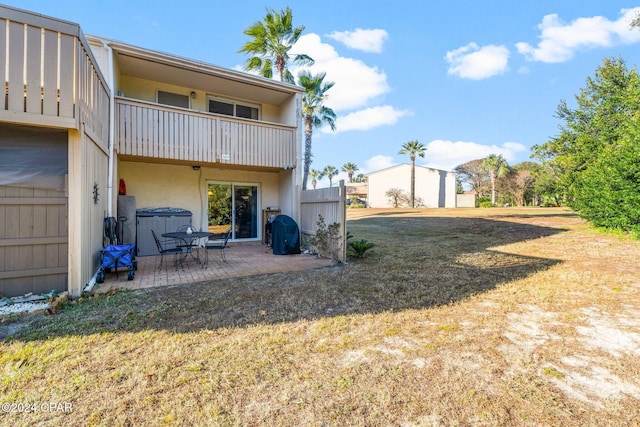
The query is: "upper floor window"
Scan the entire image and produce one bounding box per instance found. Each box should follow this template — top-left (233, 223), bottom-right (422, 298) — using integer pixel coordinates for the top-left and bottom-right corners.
top-left (208, 97), bottom-right (259, 120)
top-left (157, 91), bottom-right (190, 109)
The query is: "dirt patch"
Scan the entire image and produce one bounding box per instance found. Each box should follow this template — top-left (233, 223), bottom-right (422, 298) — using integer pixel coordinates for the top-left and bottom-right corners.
top-left (499, 303), bottom-right (640, 408)
top-left (0, 321), bottom-right (26, 340)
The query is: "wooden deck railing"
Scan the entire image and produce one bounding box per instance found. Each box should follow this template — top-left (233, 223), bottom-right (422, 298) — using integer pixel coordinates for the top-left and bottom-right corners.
top-left (0, 6), bottom-right (109, 144)
top-left (115, 97), bottom-right (297, 169)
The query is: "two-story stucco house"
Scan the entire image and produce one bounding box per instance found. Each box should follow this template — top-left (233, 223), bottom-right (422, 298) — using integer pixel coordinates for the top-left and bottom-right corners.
top-left (0, 5), bottom-right (304, 298)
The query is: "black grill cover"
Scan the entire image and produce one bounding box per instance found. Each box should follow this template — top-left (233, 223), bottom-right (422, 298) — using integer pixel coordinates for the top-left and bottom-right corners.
top-left (271, 214), bottom-right (301, 255)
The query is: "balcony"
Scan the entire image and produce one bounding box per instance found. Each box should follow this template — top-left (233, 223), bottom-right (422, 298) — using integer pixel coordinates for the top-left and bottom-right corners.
top-left (0, 5), bottom-right (109, 143)
top-left (115, 97), bottom-right (297, 170)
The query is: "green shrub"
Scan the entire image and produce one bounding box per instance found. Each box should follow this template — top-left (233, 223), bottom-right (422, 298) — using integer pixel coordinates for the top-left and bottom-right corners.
top-left (477, 197), bottom-right (495, 208)
top-left (347, 239), bottom-right (375, 258)
top-left (570, 135), bottom-right (640, 235)
top-left (308, 215), bottom-right (343, 262)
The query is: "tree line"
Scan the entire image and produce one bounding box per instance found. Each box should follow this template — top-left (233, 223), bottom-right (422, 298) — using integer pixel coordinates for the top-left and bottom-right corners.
top-left (459, 54), bottom-right (640, 236)
top-left (455, 156), bottom-right (545, 207)
top-left (531, 56), bottom-right (640, 234)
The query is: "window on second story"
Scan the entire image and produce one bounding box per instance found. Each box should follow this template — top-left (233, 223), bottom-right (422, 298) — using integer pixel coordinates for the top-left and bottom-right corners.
top-left (208, 98), bottom-right (259, 120)
top-left (157, 91), bottom-right (190, 109)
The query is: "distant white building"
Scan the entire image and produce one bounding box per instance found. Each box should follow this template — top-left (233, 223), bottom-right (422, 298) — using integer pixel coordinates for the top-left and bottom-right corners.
top-left (366, 164), bottom-right (457, 208)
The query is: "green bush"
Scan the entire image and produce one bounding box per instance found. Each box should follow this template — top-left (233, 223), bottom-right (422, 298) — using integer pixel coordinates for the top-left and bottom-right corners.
top-left (476, 197), bottom-right (494, 208)
top-left (532, 57), bottom-right (640, 236)
top-left (571, 133), bottom-right (640, 234)
top-left (308, 215), bottom-right (343, 262)
top-left (347, 239), bottom-right (375, 258)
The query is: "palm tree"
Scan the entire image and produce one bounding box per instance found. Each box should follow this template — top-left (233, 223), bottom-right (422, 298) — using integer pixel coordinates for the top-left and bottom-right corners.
top-left (300, 71), bottom-right (337, 190)
top-left (322, 165), bottom-right (338, 187)
top-left (352, 173), bottom-right (366, 183)
top-left (341, 162), bottom-right (359, 183)
top-left (308, 169), bottom-right (323, 190)
top-left (478, 154), bottom-right (509, 205)
top-left (398, 140), bottom-right (426, 208)
top-left (239, 7), bottom-right (314, 84)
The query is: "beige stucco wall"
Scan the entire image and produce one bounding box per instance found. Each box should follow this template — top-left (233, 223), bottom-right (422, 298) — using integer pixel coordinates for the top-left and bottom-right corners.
top-left (367, 164), bottom-right (457, 208)
top-left (456, 193), bottom-right (476, 208)
top-left (117, 76), bottom-right (284, 123)
top-left (278, 93), bottom-right (300, 128)
top-left (118, 161), bottom-right (292, 233)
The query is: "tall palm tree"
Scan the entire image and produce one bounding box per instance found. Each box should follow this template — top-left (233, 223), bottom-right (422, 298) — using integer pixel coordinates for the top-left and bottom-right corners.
top-left (478, 154), bottom-right (509, 205)
top-left (239, 7), bottom-right (314, 84)
top-left (341, 162), bottom-right (359, 183)
top-left (352, 173), bottom-right (366, 183)
top-left (322, 165), bottom-right (338, 187)
top-left (300, 71), bottom-right (337, 190)
top-left (398, 140), bottom-right (426, 208)
top-left (308, 169), bottom-right (323, 190)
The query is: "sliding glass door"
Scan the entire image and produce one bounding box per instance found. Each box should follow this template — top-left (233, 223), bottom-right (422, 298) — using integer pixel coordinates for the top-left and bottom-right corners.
top-left (207, 182), bottom-right (259, 240)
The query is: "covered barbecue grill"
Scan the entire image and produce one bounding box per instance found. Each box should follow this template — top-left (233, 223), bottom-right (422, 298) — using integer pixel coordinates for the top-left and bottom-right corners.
top-left (270, 215), bottom-right (301, 255)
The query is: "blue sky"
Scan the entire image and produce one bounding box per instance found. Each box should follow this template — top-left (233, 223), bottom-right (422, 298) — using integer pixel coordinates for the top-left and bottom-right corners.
top-left (7, 1), bottom-right (640, 186)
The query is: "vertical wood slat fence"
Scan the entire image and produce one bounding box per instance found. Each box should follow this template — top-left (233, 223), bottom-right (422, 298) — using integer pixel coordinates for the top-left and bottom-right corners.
top-left (300, 180), bottom-right (347, 262)
top-left (0, 185), bottom-right (68, 296)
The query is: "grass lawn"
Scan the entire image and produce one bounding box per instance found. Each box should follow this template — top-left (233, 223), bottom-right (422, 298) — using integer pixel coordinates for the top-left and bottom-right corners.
top-left (1, 207), bottom-right (639, 426)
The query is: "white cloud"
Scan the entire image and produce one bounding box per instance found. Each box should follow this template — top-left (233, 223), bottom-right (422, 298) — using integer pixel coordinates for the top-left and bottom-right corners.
top-left (445, 43), bottom-right (510, 80)
top-left (289, 33), bottom-right (408, 136)
top-left (516, 7), bottom-right (640, 63)
top-left (326, 28), bottom-right (389, 53)
top-left (518, 65), bottom-right (530, 74)
top-left (364, 155), bottom-right (395, 174)
top-left (422, 139), bottom-right (527, 170)
top-left (325, 105), bottom-right (411, 134)
top-left (291, 33), bottom-right (390, 111)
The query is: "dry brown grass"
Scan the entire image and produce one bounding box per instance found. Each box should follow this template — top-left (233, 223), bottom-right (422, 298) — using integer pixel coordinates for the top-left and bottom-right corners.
top-left (2, 207), bottom-right (640, 426)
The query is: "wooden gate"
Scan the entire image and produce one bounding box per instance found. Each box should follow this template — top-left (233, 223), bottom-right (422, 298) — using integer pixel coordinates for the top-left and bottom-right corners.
top-left (0, 185), bottom-right (68, 297)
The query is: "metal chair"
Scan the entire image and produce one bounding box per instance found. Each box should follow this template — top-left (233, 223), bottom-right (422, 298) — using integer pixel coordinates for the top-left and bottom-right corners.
top-left (151, 229), bottom-right (183, 270)
top-left (205, 227), bottom-right (232, 263)
top-left (174, 224), bottom-right (199, 252)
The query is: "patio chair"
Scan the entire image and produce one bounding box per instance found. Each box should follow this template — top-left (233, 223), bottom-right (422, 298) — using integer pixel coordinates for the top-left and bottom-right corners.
top-left (206, 227), bottom-right (232, 263)
top-left (151, 229), bottom-right (183, 270)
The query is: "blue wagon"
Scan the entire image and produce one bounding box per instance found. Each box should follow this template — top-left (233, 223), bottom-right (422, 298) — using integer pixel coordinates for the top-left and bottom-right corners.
top-left (96, 244), bottom-right (137, 283)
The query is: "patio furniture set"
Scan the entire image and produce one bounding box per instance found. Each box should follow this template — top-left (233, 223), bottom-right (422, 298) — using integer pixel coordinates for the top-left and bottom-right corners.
top-left (153, 226), bottom-right (231, 270)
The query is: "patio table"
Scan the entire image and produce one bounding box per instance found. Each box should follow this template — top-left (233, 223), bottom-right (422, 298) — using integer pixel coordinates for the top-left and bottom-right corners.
top-left (162, 231), bottom-right (212, 267)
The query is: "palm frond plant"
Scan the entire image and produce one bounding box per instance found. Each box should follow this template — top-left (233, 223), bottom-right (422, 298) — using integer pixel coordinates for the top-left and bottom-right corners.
top-left (239, 7), bottom-right (313, 83)
top-left (300, 71), bottom-right (336, 190)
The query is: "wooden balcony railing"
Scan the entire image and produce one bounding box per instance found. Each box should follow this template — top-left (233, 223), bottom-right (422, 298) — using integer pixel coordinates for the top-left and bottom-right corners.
top-left (115, 98), bottom-right (297, 169)
top-left (0, 6), bottom-right (109, 145)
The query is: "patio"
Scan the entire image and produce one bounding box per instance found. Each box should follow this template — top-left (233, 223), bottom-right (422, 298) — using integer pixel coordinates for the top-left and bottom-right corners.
top-left (91, 244), bottom-right (334, 293)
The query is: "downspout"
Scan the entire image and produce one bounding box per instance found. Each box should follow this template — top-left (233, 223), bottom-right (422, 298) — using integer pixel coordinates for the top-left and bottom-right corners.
top-left (105, 41), bottom-right (115, 218)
